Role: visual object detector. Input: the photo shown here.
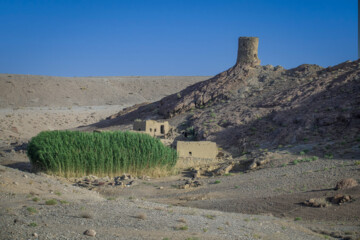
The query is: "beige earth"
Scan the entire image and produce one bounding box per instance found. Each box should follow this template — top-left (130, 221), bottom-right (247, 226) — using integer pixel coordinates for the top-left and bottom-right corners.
top-left (0, 61), bottom-right (359, 240)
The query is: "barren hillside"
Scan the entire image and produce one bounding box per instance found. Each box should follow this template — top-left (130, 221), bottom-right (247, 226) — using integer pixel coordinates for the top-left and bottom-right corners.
top-left (0, 74), bottom-right (210, 108)
top-left (68, 37), bottom-right (360, 239)
top-left (87, 40), bottom-right (360, 159)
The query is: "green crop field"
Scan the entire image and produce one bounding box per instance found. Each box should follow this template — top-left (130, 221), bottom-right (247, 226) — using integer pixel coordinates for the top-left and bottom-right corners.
top-left (27, 130), bottom-right (177, 177)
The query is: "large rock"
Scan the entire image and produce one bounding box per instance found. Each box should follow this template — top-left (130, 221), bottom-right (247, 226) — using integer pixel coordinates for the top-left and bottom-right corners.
top-left (303, 198), bottom-right (329, 208)
top-left (84, 229), bottom-right (96, 237)
top-left (335, 178), bottom-right (358, 190)
top-left (331, 194), bottom-right (352, 205)
top-left (246, 152), bottom-right (271, 170)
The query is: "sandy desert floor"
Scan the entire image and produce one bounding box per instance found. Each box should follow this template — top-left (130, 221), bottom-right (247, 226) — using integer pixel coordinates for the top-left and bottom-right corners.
top-left (0, 75), bottom-right (359, 240)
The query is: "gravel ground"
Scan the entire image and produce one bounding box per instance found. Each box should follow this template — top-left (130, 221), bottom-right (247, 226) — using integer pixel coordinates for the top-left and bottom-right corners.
top-left (0, 165), bottom-right (325, 240)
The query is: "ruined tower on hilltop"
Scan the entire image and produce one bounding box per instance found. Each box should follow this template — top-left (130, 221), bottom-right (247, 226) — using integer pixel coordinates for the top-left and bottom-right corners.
top-left (158, 36), bottom-right (262, 118)
top-left (236, 37), bottom-right (260, 67)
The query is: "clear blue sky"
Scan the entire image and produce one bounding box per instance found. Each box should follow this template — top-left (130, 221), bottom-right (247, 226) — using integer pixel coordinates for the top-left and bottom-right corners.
top-left (0, 0), bottom-right (357, 76)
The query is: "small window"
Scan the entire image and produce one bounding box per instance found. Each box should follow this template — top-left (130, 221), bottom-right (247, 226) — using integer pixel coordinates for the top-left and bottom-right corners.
top-left (189, 151), bottom-right (192, 156)
top-left (150, 128), bottom-right (152, 132)
top-left (160, 125), bottom-right (165, 134)
top-left (154, 128), bottom-right (157, 132)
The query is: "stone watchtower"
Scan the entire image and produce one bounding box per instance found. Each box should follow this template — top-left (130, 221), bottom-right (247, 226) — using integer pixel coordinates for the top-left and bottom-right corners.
top-left (236, 37), bottom-right (260, 67)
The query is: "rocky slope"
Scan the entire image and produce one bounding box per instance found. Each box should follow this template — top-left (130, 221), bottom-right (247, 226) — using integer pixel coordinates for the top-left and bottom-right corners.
top-left (93, 43), bottom-right (359, 158)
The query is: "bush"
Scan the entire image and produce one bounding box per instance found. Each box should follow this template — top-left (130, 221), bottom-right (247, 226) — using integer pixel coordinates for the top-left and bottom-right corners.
top-left (28, 222), bottom-right (37, 227)
top-left (45, 199), bottom-right (57, 205)
top-left (27, 207), bottom-right (37, 214)
top-left (27, 130), bottom-right (177, 177)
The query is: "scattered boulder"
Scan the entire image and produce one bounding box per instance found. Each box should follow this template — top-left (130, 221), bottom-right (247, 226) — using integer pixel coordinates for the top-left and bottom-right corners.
top-left (304, 194), bottom-right (353, 207)
top-left (126, 180), bottom-right (136, 187)
top-left (84, 229), bottom-right (96, 237)
top-left (213, 162), bottom-right (235, 175)
top-left (114, 176), bottom-right (125, 186)
top-left (330, 194), bottom-right (352, 205)
top-left (75, 175), bottom-right (137, 189)
top-left (179, 180), bottom-right (202, 189)
top-left (246, 152), bottom-right (271, 170)
top-left (303, 198), bottom-right (330, 208)
top-left (13, 218), bottom-right (25, 224)
top-left (190, 165), bottom-right (219, 178)
top-left (335, 178), bottom-right (358, 190)
top-left (138, 175), bottom-right (151, 181)
top-left (120, 174), bottom-right (134, 180)
top-left (192, 169), bottom-right (201, 179)
top-left (248, 161), bottom-right (258, 170)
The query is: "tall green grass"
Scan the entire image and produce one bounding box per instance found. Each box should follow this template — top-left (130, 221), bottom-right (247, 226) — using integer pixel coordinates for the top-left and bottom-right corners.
top-left (27, 130), bottom-right (177, 177)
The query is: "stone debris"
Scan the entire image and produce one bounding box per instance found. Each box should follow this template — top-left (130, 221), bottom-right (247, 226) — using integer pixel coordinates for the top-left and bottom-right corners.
top-left (335, 178), bottom-right (358, 190)
top-left (303, 198), bottom-right (330, 208)
top-left (191, 160), bottom-right (236, 178)
top-left (84, 229), bottom-right (96, 237)
top-left (13, 218), bottom-right (25, 224)
top-left (120, 174), bottom-right (133, 180)
top-left (138, 175), bottom-right (151, 181)
top-left (213, 162), bottom-right (235, 175)
top-left (246, 152), bottom-right (271, 170)
top-left (331, 194), bottom-right (352, 205)
top-left (126, 180), bottom-right (135, 187)
top-left (74, 174), bottom-right (137, 189)
top-left (304, 194), bottom-right (354, 207)
top-left (179, 180), bottom-right (202, 189)
top-left (114, 176), bottom-right (125, 186)
top-left (192, 169), bottom-right (201, 179)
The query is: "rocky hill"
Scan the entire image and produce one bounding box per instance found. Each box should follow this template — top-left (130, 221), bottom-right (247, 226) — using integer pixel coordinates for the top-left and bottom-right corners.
top-left (91, 37), bottom-right (360, 159)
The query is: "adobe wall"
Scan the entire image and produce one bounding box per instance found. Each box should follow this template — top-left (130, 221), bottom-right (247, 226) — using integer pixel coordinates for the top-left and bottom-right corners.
top-left (133, 120), bottom-right (170, 137)
top-left (145, 120), bottom-right (170, 137)
top-left (176, 141), bottom-right (219, 168)
top-left (133, 121), bottom-right (146, 132)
